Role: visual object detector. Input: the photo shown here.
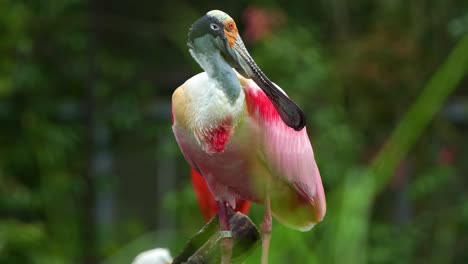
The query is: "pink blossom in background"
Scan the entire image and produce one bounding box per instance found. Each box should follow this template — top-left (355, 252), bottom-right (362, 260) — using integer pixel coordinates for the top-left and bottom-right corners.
top-left (438, 146), bottom-right (456, 165)
top-left (242, 6), bottom-right (286, 43)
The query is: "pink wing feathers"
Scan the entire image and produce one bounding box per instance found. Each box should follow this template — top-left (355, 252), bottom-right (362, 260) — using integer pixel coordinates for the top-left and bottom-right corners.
top-left (243, 78), bottom-right (326, 230)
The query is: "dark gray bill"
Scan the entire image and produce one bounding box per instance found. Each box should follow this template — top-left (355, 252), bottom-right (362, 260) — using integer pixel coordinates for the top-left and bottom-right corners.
top-left (230, 37), bottom-right (306, 131)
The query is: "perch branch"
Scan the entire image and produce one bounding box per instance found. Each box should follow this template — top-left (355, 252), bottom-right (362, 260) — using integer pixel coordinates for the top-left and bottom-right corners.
top-left (173, 208), bottom-right (260, 264)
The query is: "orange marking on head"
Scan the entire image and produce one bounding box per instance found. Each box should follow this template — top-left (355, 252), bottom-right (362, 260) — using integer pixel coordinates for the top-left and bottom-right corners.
top-left (224, 19), bottom-right (238, 47)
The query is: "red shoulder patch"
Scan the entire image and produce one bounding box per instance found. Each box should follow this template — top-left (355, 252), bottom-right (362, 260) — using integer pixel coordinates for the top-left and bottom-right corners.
top-left (244, 86), bottom-right (280, 122)
top-left (203, 117), bottom-right (233, 153)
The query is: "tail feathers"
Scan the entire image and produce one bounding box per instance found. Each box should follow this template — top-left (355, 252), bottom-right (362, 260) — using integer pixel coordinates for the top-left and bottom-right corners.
top-left (270, 181), bottom-right (325, 232)
top-left (235, 198), bottom-right (251, 216)
top-left (190, 169), bottom-right (217, 222)
top-left (190, 168), bottom-right (251, 222)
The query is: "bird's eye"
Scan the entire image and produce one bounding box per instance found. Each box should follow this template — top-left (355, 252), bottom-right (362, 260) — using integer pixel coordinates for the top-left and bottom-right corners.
top-left (210, 23), bottom-right (219, 30)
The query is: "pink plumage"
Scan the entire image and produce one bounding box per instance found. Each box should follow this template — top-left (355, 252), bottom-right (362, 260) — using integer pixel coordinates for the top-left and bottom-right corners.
top-left (172, 72), bottom-right (326, 231)
top-left (243, 78), bottom-right (326, 228)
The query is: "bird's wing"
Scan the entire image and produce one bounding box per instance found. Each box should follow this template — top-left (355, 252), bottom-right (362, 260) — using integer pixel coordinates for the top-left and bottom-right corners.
top-left (239, 74), bottom-right (326, 230)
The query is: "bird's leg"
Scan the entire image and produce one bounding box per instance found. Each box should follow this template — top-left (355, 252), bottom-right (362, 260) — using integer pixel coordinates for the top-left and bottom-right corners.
top-left (217, 201), bottom-right (232, 264)
top-left (260, 192), bottom-right (272, 264)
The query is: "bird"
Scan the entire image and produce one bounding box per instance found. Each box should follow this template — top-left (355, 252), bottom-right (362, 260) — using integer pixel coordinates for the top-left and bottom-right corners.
top-left (171, 10), bottom-right (326, 264)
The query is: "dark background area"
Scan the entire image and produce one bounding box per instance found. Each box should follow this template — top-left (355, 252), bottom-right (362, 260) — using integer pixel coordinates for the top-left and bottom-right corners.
top-left (1, 0), bottom-right (468, 263)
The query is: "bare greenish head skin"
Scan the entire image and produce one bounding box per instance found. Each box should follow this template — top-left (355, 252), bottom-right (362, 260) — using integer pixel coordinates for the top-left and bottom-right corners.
top-left (206, 10), bottom-right (233, 21)
top-left (188, 10), bottom-right (306, 131)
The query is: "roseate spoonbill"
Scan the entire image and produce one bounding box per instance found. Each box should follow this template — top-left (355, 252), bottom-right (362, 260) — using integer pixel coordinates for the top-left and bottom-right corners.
top-left (172, 10), bottom-right (326, 264)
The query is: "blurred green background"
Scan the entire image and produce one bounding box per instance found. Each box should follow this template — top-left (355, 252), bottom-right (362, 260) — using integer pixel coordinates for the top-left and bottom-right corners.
top-left (1, 0), bottom-right (468, 263)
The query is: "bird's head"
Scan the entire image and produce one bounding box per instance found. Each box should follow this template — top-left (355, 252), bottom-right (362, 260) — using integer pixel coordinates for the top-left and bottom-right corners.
top-left (188, 10), bottom-right (306, 131)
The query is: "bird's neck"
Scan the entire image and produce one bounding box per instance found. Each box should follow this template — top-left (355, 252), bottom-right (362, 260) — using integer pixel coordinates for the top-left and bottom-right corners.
top-left (189, 37), bottom-right (241, 104)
